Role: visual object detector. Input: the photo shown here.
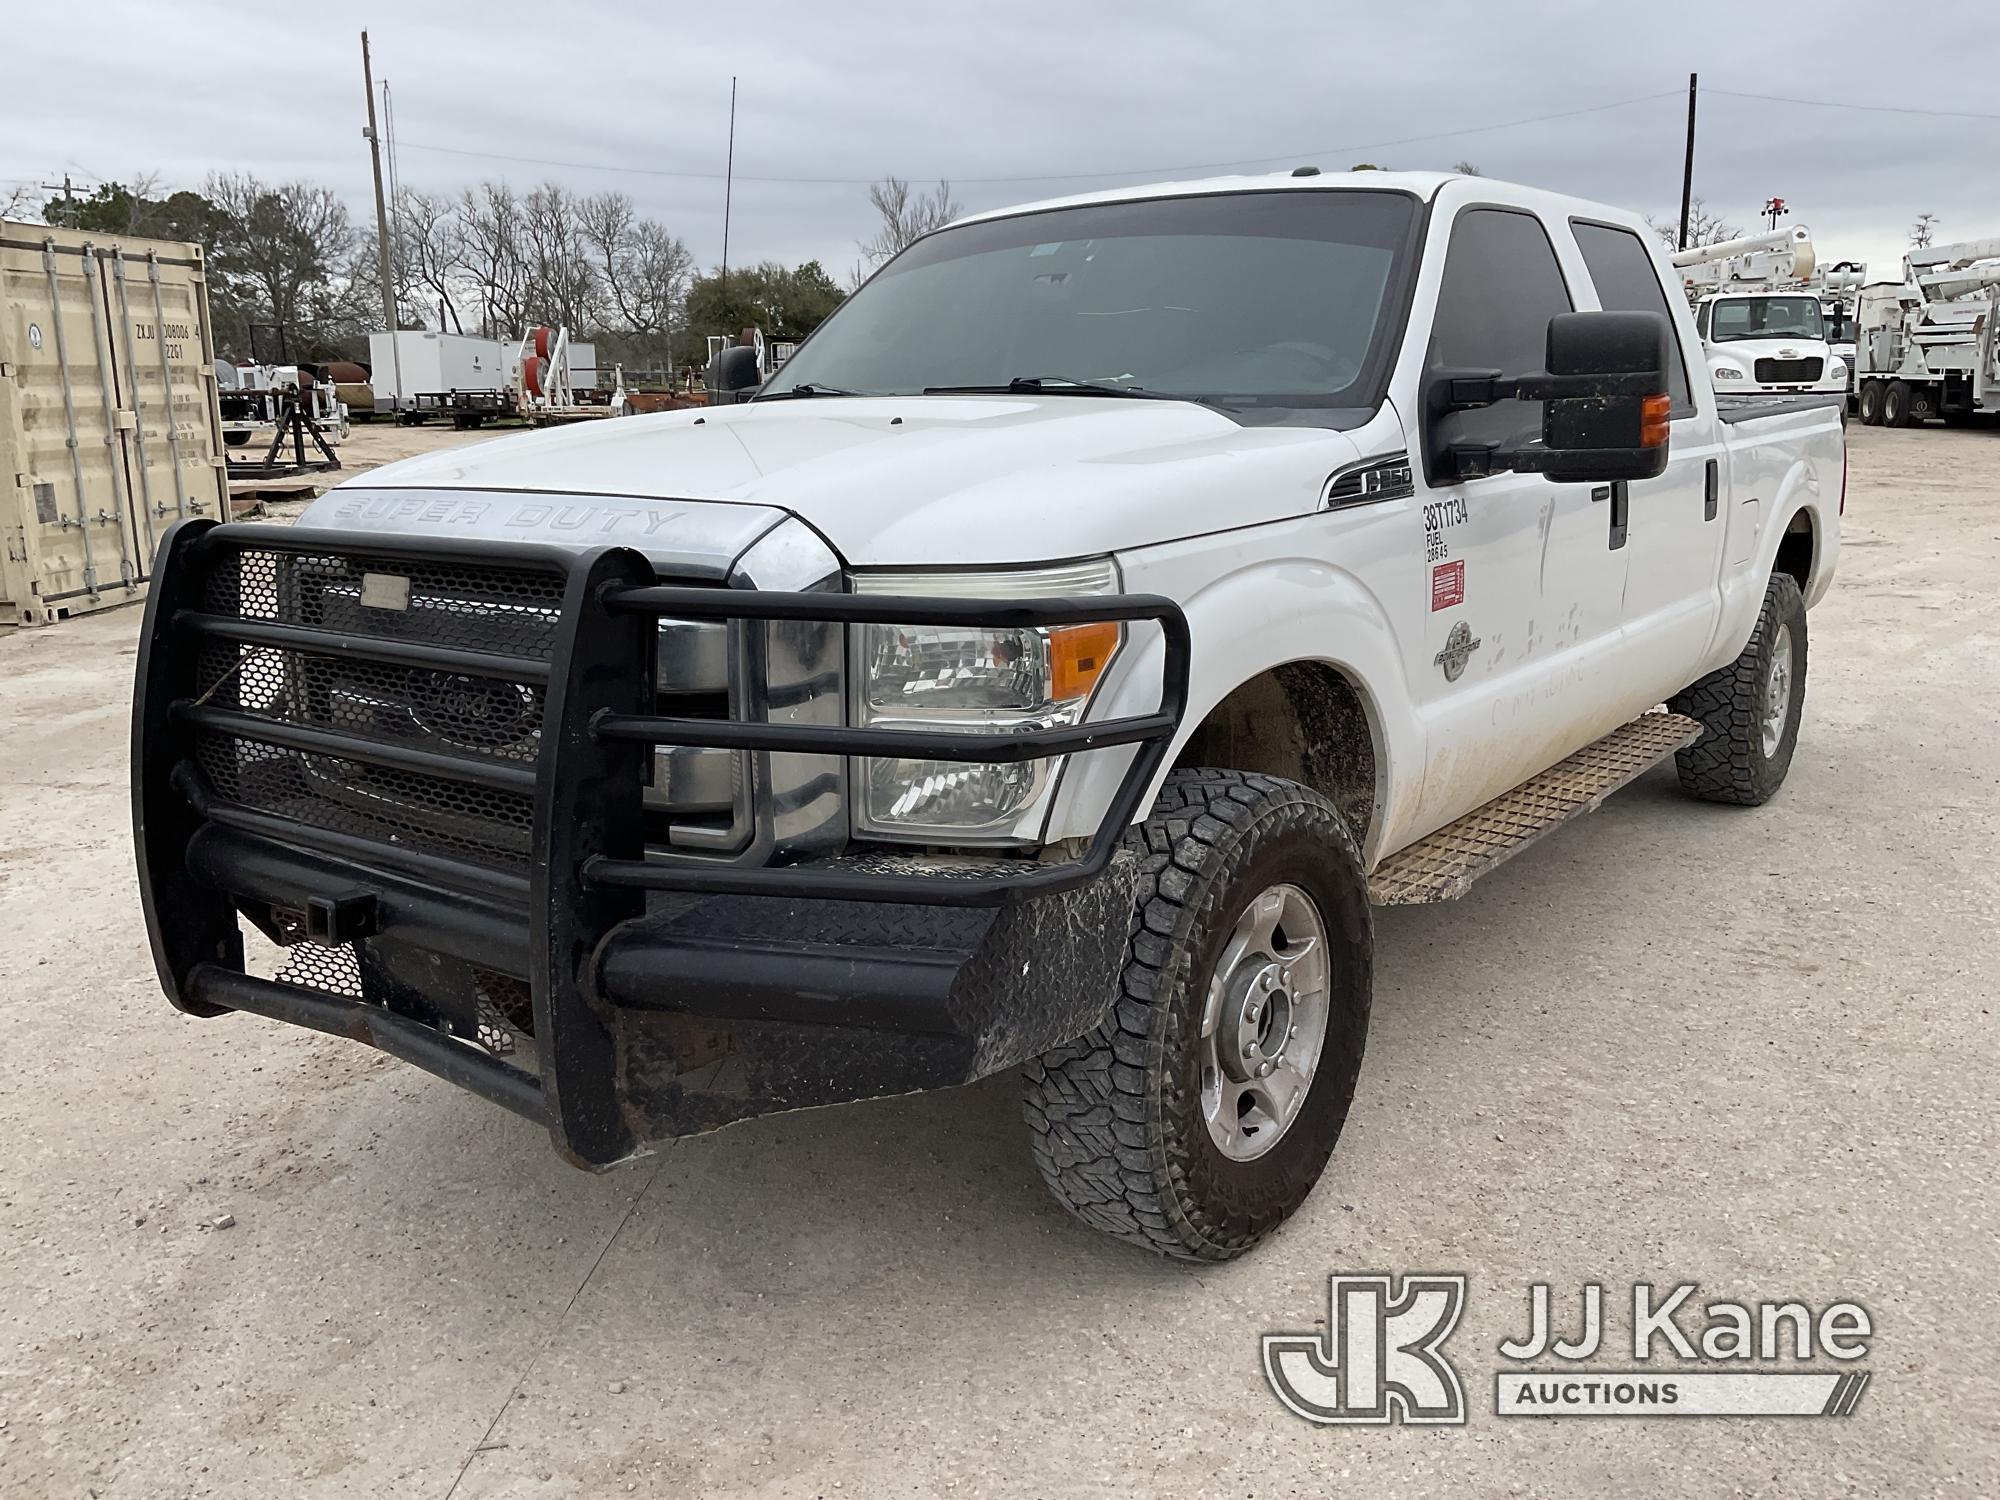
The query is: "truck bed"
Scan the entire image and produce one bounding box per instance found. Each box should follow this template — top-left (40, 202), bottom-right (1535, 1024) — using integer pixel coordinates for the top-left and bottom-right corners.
top-left (1715, 391), bottom-right (1846, 423)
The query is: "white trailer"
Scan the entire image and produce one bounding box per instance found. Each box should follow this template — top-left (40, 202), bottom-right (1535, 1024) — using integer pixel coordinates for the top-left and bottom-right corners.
top-left (1673, 227), bottom-right (1848, 403)
top-left (1853, 238), bottom-right (2000, 428)
top-left (365, 331), bottom-right (513, 411)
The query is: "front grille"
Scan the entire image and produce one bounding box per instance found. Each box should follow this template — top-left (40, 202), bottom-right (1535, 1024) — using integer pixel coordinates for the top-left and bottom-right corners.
top-left (207, 546), bottom-right (566, 656)
top-left (1753, 357), bottom-right (1824, 383)
top-left (192, 543), bottom-right (565, 877)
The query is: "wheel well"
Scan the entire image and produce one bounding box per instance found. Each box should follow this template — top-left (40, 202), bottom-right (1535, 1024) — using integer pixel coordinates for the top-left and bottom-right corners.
top-left (1776, 511), bottom-right (1815, 593)
top-left (1172, 662), bottom-right (1378, 845)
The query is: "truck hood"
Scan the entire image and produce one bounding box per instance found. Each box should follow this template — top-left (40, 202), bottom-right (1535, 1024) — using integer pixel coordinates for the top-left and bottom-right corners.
top-left (311, 396), bottom-right (1364, 568)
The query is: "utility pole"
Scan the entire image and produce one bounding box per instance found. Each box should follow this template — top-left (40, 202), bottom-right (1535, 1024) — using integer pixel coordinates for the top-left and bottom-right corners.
top-left (1677, 73), bottom-right (1698, 252)
top-left (721, 76), bottom-right (737, 302)
top-left (360, 31), bottom-right (403, 406)
top-left (37, 175), bottom-right (78, 218)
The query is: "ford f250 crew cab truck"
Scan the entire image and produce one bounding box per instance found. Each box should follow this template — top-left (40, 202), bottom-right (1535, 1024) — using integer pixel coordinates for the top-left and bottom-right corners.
top-left (132, 172), bottom-right (1844, 1260)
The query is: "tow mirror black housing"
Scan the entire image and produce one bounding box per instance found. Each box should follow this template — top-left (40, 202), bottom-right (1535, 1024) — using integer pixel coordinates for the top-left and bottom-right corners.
top-left (704, 345), bottom-right (764, 405)
top-left (1429, 310), bottom-right (1673, 485)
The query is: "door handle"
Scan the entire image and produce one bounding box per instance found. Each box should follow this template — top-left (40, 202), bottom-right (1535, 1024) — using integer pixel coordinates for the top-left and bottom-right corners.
top-left (1591, 485), bottom-right (1612, 503)
top-left (1704, 459), bottom-right (1719, 522)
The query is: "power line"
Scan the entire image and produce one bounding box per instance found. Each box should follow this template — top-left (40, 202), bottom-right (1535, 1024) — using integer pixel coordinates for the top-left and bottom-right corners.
top-left (1708, 87), bottom-right (2000, 123)
top-left (393, 90), bottom-right (1681, 188)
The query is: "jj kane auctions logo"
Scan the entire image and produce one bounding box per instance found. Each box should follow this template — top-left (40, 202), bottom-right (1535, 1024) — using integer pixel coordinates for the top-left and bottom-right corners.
top-left (1264, 1275), bottom-right (1873, 1423)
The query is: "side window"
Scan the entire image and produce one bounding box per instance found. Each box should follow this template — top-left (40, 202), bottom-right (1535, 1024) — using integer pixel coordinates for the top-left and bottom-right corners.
top-left (1696, 301), bottom-right (1710, 338)
top-left (1572, 220), bottom-right (1695, 413)
top-left (1426, 208), bottom-right (1573, 467)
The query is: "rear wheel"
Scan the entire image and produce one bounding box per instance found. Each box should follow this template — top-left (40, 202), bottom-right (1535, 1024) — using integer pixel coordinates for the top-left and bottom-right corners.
top-left (1882, 380), bottom-right (1913, 428)
top-left (1022, 770), bottom-right (1372, 1261)
top-left (1856, 381), bottom-right (1884, 426)
top-left (1670, 571), bottom-right (1808, 806)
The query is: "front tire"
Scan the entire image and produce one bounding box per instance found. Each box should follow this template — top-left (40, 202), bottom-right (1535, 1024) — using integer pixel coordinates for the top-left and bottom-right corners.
top-left (1670, 571), bottom-right (1808, 806)
top-left (1022, 769), bottom-right (1372, 1261)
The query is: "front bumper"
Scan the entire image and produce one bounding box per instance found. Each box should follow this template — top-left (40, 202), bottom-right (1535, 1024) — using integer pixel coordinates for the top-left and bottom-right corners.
top-left (133, 521), bottom-right (1188, 1166)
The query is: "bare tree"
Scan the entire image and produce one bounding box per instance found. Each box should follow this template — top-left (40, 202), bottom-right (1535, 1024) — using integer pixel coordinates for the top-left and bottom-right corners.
top-left (392, 187), bottom-right (465, 332)
top-left (580, 191), bottom-right (692, 346)
top-left (859, 177), bottom-right (960, 269)
top-left (517, 182), bottom-right (601, 331)
top-left (455, 183), bottom-right (527, 338)
top-left (1450, 160), bottom-right (1483, 177)
top-left (1911, 212), bottom-right (1939, 249)
top-left (1647, 197), bottom-right (1743, 251)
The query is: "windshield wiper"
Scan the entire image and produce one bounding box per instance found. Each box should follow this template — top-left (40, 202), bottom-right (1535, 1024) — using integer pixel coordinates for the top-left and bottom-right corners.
top-left (923, 376), bottom-right (1185, 401)
top-left (753, 381), bottom-right (877, 400)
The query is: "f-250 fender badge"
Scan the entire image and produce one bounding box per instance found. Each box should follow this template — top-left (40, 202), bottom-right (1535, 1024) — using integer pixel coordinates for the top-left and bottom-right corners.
top-left (1434, 620), bottom-right (1482, 682)
top-left (1323, 453), bottom-right (1414, 509)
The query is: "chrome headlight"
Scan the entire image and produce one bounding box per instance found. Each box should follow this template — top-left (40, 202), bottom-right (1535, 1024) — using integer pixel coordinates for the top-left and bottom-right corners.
top-left (851, 559), bottom-right (1124, 843)
top-left (1712, 364), bottom-right (1745, 381)
top-left (1827, 356), bottom-right (1848, 383)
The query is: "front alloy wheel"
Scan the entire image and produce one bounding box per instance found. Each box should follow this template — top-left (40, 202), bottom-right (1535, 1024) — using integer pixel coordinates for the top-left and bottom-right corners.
top-left (1200, 883), bottom-right (1329, 1161)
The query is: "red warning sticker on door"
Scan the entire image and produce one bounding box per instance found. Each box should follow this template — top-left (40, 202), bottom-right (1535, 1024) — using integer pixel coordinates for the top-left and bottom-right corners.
top-left (1430, 559), bottom-right (1465, 611)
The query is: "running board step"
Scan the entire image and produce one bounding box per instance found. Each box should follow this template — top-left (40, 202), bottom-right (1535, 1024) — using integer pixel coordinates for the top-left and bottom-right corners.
top-left (1367, 711), bottom-right (1703, 906)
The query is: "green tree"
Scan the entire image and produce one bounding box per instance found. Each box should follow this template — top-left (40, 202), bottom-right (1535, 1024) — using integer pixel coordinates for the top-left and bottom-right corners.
top-left (42, 179), bottom-right (220, 247)
top-left (685, 259), bottom-right (844, 347)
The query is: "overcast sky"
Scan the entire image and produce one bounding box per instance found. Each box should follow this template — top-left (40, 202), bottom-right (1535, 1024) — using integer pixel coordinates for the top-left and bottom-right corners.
top-left (10, 0), bottom-right (1996, 292)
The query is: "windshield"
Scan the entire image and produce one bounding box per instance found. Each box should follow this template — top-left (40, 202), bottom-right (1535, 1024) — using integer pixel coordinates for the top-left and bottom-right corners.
top-left (769, 190), bottom-right (1421, 416)
top-left (1709, 295), bottom-right (1825, 343)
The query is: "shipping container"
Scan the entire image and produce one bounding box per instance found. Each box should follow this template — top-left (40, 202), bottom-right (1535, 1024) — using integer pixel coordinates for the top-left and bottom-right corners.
top-left (1, 221), bottom-right (225, 627)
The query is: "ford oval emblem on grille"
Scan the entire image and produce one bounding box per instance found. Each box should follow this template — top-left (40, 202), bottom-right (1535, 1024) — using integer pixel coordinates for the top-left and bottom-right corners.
top-left (408, 670), bottom-right (537, 747)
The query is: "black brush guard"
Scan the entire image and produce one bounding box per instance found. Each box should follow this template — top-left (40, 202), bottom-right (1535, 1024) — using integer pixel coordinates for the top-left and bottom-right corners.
top-left (133, 520), bottom-right (1189, 1166)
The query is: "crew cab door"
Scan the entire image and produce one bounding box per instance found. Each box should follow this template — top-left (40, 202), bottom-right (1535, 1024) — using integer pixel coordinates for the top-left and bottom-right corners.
top-left (1570, 218), bottom-right (1724, 696)
top-left (1405, 205), bottom-right (1630, 835)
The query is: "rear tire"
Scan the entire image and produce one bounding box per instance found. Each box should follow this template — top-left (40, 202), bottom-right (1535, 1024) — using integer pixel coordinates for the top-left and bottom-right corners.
top-left (1022, 769), bottom-right (1372, 1261)
top-left (1670, 571), bottom-right (1808, 806)
top-left (1856, 381), bottom-right (1884, 426)
top-left (1883, 380), bottom-right (1913, 428)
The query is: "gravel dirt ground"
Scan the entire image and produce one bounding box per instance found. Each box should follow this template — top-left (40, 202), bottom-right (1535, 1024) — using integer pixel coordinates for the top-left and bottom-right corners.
top-left (1, 423), bottom-right (1994, 1498)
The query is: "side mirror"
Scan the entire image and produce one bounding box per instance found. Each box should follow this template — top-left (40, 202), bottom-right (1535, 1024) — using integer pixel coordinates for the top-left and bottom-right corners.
top-left (704, 345), bottom-right (764, 405)
top-left (1429, 310), bottom-right (1673, 485)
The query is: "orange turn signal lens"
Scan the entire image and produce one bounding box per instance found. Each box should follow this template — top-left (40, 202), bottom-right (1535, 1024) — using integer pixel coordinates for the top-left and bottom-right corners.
top-left (1049, 620), bottom-right (1123, 701)
top-left (1640, 393), bottom-right (1672, 448)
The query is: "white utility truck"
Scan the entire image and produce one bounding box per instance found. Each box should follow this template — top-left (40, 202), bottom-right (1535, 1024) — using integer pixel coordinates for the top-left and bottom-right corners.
top-left (1853, 237), bottom-right (2000, 427)
top-left (1673, 226), bottom-right (1850, 403)
top-left (133, 172), bottom-right (1844, 1260)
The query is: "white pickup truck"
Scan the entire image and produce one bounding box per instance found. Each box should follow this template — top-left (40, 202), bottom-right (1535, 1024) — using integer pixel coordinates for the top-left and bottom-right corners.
top-left (132, 171), bottom-right (1844, 1260)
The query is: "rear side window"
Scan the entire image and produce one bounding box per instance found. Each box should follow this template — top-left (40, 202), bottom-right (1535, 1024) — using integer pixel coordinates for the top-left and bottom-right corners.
top-left (1426, 208), bottom-right (1573, 468)
top-left (1572, 220), bottom-right (1693, 413)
